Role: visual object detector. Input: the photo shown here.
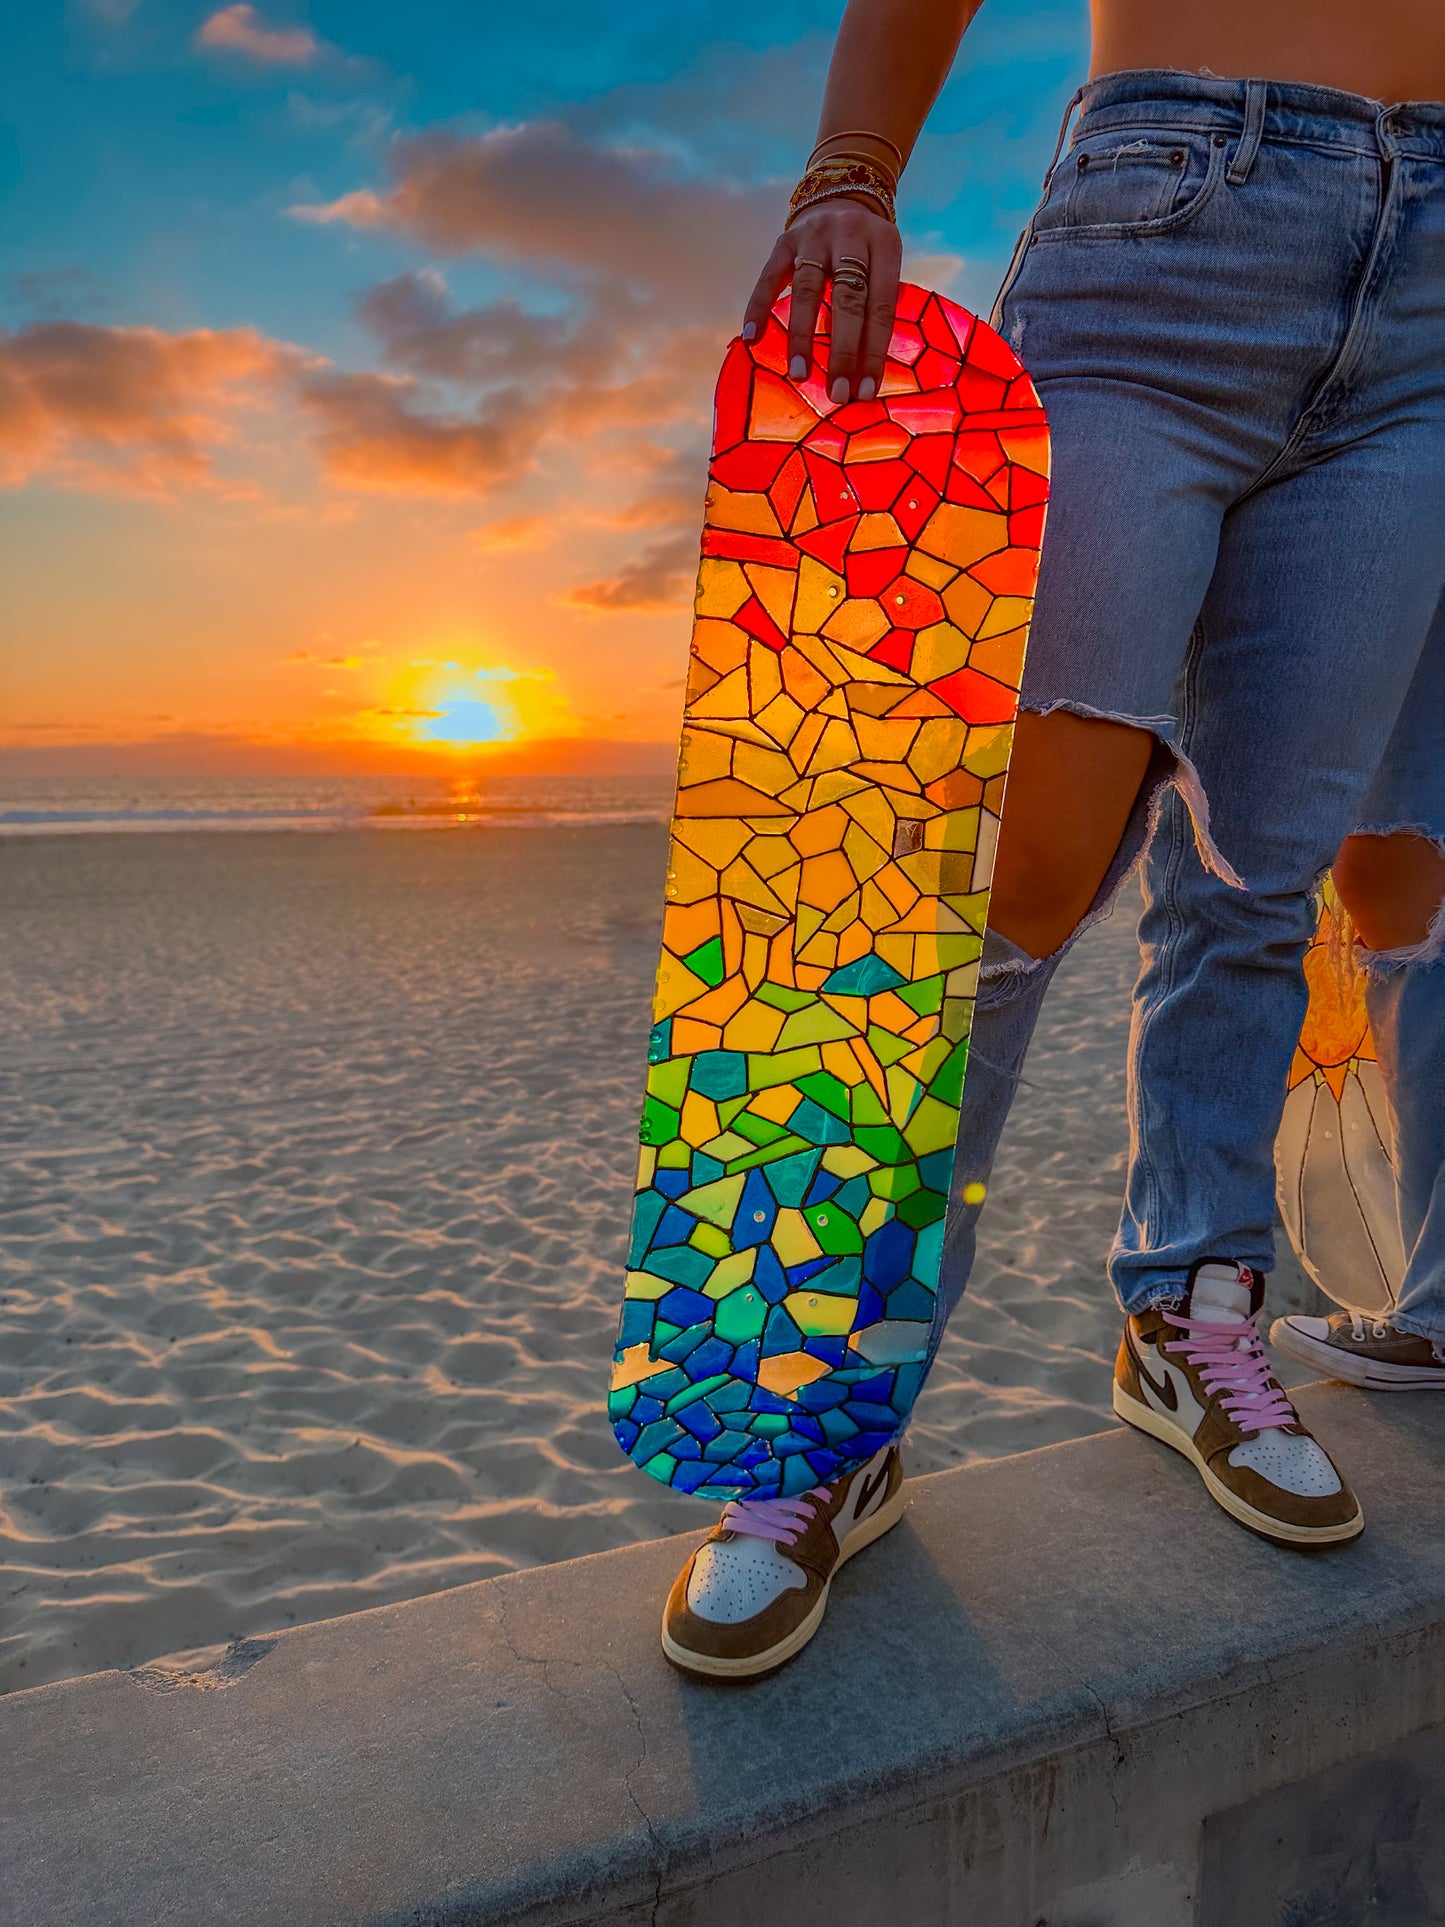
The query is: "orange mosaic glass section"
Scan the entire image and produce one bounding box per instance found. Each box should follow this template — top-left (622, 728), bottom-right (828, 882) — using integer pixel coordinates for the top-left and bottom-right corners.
top-left (611, 284), bottom-right (1049, 1498)
top-left (1289, 884), bottom-right (1376, 1104)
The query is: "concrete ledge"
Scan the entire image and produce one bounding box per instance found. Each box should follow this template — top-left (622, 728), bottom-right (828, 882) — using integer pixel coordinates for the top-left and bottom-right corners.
top-left (2, 1382), bottom-right (1443, 1927)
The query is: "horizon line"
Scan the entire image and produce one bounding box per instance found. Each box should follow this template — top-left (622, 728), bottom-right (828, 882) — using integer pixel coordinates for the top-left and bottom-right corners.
top-left (0, 732), bottom-right (679, 780)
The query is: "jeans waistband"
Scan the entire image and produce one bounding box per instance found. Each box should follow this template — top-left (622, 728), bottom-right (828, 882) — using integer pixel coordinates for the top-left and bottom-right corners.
top-left (1076, 67), bottom-right (1445, 161)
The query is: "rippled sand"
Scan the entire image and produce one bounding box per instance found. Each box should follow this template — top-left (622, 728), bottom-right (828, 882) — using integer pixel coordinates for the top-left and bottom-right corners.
top-left (0, 826), bottom-right (1319, 1695)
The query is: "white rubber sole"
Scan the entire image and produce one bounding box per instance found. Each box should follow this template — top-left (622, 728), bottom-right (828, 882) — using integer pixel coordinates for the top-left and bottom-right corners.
top-left (661, 1484), bottom-right (907, 1680)
top-left (1270, 1316), bottom-right (1445, 1391)
top-left (1112, 1384), bottom-right (1363, 1548)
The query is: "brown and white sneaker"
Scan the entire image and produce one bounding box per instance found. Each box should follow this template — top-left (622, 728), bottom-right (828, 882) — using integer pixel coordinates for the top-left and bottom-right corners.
top-left (661, 1444), bottom-right (905, 1680)
top-left (1272, 1311), bottom-right (1445, 1390)
top-left (1113, 1260), bottom-right (1363, 1547)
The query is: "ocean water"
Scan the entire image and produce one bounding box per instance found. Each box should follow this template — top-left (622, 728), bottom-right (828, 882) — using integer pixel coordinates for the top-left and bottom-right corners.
top-left (0, 772), bottom-right (676, 837)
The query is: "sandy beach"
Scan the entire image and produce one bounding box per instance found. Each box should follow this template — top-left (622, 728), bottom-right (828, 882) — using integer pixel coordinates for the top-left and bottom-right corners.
top-left (0, 824), bottom-right (1322, 1696)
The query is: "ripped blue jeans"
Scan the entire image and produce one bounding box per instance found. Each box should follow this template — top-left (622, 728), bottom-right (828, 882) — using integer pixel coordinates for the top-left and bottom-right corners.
top-left (933, 70), bottom-right (1445, 1348)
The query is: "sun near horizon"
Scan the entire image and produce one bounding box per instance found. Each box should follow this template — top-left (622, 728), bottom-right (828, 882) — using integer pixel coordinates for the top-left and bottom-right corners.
top-left (0, 645), bottom-right (680, 782)
top-left (0, 0), bottom-right (1079, 788)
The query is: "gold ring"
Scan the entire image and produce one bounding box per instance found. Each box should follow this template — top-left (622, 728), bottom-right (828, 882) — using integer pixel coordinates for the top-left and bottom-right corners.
top-left (834, 268), bottom-right (869, 292)
top-left (792, 257), bottom-right (826, 274)
top-left (835, 253), bottom-right (869, 272)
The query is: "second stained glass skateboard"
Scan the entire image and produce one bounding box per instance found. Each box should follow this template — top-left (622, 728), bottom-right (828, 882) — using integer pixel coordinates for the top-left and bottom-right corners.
top-left (610, 282), bottom-right (1049, 1499)
top-left (1276, 881), bottom-right (1403, 1316)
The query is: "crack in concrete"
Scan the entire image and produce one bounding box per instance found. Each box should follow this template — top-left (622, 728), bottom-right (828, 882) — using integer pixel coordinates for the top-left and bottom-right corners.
top-left (607, 1661), bottom-right (666, 1927)
top-left (1081, 1685), bottom-right (1127, 1826)
top-left (1020, 1608), bottom-right (1130, 1835)
top-left (493, 1593), bottom-right (575, 1718)
top-left (492, 1596), bottom-right (666, 1925)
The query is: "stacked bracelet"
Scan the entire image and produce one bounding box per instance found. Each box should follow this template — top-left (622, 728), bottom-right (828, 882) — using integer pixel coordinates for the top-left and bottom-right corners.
top-left (809, 126), bottom-right (905, 172)
top-left (786, 155), bottom-right (898, 227)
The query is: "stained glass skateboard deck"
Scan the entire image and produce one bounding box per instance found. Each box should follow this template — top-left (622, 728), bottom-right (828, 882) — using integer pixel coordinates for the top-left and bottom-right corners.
top-left (1276, 882), bottom-right (1403, 1316)
top-left (610, 282), bottom-right (1049, 1500)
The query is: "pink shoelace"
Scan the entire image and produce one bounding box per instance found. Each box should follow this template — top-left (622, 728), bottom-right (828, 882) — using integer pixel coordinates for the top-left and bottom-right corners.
top-left (1161, 1307), bottom-right (1296, 1432)
top-left (721, 1488), bottom-right (829, 1547)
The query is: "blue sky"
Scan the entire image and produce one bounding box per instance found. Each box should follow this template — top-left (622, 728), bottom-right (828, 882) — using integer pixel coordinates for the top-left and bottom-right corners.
top-left (0, 0), bottom-right (1088, 763)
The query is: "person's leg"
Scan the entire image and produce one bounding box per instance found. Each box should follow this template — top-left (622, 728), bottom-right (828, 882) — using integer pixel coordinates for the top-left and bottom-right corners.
top-left (1112, 438), bottom-right (1445, 1314)
top-left (1335, 833), bottom-right (1445, 957)
top-left (1341, 839), bottom-right (1445, 1345)
top-left (935, 715), bottom-right (1171, 1323)
top-left (988, 711), bottom-right (1158, 960)
top-left (1092, 396), bottom-right (1440, 1542)
top-left (927, 63), bottom-right (1387, 1350)
top-left (935, 83), bottom-right (1445, 1551)
top-left (1334, 598), bottom-right (1445, 1346)
top-left (1270, 605), bottom-right (1445, 1384)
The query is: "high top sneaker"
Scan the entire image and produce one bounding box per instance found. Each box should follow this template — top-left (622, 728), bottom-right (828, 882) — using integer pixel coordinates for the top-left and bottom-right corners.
top-left (1113, 1260), bottom-right (1363, 1546)
top-left (1271, 1310), bottom-right (1445, 1390)
top-left (661, 1444), bottom-right (905, 1680)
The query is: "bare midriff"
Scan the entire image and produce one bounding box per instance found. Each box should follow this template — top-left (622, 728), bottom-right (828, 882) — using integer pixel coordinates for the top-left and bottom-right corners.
top-left (1091, 0), bottom-right (1445, 106)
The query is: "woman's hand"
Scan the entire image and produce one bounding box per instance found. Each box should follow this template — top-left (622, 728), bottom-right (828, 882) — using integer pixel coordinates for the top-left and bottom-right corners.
top-left (742, 197), bottom-right (903, 404)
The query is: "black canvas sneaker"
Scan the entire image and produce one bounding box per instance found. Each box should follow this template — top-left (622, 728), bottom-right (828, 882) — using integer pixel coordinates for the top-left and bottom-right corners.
top-left (1272, 1311), bottom-right (1445, 1390)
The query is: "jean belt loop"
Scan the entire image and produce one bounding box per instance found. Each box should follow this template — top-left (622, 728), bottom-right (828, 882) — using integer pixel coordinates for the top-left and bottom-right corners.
top-left (1227, 78), bottom-right (1268, 185)
top-left (1041, 84), bottom-right (1086, 196)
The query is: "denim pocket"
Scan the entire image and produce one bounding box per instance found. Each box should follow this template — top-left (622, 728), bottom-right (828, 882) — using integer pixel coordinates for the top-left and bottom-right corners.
top-left (1033, 129), bottom-right (1225, 241)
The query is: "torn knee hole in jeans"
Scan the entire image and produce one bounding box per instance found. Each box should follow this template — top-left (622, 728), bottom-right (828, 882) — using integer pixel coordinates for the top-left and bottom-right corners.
top-left (977, 699), bottom-right (1246, 993)
top-left (977, 925), bottom-right (1047, 991)
top-left (968, 700), bottom-right (1242, 1093)
top-left (1349, 825), bottom-right (1445, 973)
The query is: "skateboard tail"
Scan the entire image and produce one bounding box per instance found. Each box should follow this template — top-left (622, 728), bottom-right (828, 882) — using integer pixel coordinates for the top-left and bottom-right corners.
top-left (611, 283), bottom-right (1050, 1499)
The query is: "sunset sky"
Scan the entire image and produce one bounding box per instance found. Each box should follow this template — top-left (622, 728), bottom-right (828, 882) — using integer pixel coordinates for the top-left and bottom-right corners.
top-left (1, 0), bottom-right (1086, 774)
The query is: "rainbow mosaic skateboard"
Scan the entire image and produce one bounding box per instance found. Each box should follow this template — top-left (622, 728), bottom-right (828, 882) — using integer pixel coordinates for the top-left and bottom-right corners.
top-left (1276, 883), bottom-right (1403, 1316)
top-left (609, 282), bottom-right (1049, 1500)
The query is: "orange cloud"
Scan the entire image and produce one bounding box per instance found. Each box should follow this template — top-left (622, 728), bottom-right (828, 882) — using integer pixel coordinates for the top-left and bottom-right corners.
top-left (471, 513), bottom-right (550, 553)
top-left (562, 531), bottom-right (695, 613)
top-left (298, 369), bottom-right (540, 497)
top-left (355, 271), bottom-right (594, 385)
top-left (291, 120), bottom-right (777, 315)
top-left (290, 124), bottom-right (783, 581)
top-left (0, 321), bottom-right (294, 496)
top-left (907, 250), bottom-right (966, 292)
top-left (591, 448), bottom-right (703, 529)
top-left (337, 269), bottom-right (720, 514)
top-left (0, 314), bottom-right (547, 503)
top-left (195, 4), bottom-right (320, 64)
top-left (350, 268), bottom-right (722, 509)
top-left (6, 119), bottom-right (767, 568)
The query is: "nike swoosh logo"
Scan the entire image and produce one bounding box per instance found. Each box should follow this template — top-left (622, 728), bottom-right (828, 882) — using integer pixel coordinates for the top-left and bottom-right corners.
top-left (1129, 1332), bottom-right (1208, 1435)
top-left (1130, 1331), bottom-right (1178, 1412)
top-left (853, 1458), bottom-right (892, 1519)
